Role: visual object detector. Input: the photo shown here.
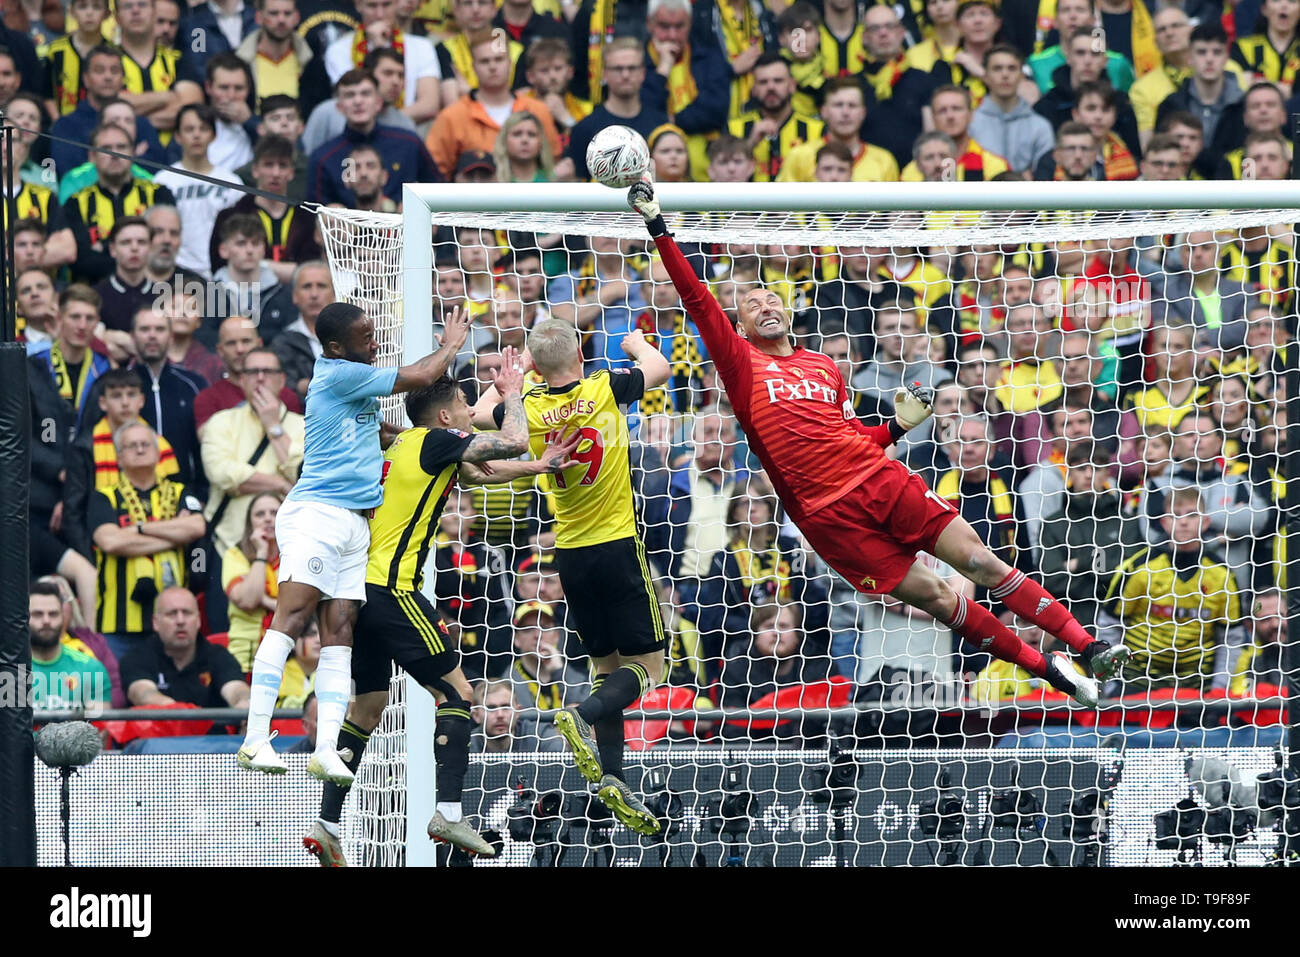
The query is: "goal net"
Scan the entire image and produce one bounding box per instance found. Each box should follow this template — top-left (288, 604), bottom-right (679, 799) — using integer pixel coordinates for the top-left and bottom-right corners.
top-left (314, 181), bottom-right (1300, 867)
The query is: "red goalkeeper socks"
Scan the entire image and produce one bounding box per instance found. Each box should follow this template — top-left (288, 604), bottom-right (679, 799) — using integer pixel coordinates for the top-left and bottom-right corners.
top-left (945, 592), bottom-right (1048, 678)
top-left (989, 569), bottom-right (1095, 655)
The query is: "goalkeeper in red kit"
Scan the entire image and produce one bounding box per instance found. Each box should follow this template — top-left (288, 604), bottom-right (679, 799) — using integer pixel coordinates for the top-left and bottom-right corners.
top-left (628, 180), bottom-right (1128, 705)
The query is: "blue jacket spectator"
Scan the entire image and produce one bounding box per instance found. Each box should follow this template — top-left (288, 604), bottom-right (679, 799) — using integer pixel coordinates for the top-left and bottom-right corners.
top-left (177, 0), bottom-right (258, 85)
top-left (50, 100), bottom-right (168, 178)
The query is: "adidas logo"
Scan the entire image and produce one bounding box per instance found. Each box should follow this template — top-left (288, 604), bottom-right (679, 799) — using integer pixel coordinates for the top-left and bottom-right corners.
top-left (1036, 597), bottom-right (1051, 615)
top-left (979, 636), bottom-right (994, 650)
top-left (766, 361), bottom-right (780, 371)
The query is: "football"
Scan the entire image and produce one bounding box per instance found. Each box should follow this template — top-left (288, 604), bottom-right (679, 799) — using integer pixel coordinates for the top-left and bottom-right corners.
top-left (586, 125), bottom-right (652, 189)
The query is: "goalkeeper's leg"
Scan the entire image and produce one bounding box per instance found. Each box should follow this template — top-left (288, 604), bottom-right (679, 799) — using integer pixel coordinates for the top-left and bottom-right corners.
top-left (932, 518), bottom-right (1128, 681)
top-left (890, 561), bottom-right (1099, 706)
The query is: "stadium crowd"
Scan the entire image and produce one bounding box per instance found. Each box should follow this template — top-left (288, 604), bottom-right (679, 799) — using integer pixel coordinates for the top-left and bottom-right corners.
top-left (10, 0), bottom-right (1297, 749)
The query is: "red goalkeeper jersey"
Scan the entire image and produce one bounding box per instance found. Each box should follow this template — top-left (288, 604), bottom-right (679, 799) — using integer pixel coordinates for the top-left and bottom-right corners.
top-left (655, 235), bottom-right (892, 521)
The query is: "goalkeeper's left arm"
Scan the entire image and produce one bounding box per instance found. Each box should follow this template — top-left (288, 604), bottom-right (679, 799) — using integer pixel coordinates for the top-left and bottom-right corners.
top-left (851, 382), bottom-right (935, 449)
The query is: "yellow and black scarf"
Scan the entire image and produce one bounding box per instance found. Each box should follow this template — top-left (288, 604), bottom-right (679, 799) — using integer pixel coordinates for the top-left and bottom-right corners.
top-left (49, 341), bottom-right (92, 408)
top-left (118, 476), bottom-right (185, 592)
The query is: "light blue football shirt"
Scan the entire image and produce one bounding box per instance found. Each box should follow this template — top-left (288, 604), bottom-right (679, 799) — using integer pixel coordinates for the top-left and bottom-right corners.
top-left (287, 357), bottom-right (399, 510)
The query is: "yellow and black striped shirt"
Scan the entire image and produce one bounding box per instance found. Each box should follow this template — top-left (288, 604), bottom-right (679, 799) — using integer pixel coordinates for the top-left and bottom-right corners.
top-left (505, 368), bottom-right (645, 549)
top-left (1231, 33), bottom-right (1300, 86)
top-left (819, 22), bottom-right (869, 77)
top-left (366, 426), bottom-right (474, 591)
top-left (1105, 545), bottom-right (1241, 683)
top-left (728, 110), bottom-right (825, 182)
top-left (89, 480), bottom-right (203, 634)
top-left (1219, 236), bottom-right (1295, 309)
top-left (68, 177), bottom-right (171, 248)
top-left (43, 34), bottom-right (96, 115)
top-left (2, 181), bottom-right (57, 229)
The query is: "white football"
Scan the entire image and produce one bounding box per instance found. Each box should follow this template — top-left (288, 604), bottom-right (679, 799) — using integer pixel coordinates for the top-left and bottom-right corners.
top-left (586, 125), bottom-right (652, 188)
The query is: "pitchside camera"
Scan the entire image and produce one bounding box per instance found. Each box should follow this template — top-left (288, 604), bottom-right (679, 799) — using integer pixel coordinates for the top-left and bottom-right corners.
top-left (642, 768), bottom-right (682, 836)
top-left (506, 785), bottom-right (566, 844)
top-left (918, 771), bottom-right (965, 841)
top-left (1153, 797), bottom-right (1205, 853)
top-left (719, 766), bottom-right (756, 835)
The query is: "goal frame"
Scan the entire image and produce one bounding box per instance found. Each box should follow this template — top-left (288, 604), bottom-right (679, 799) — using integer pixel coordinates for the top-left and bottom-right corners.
top-left (396, 179), bottom-right (1300, 866)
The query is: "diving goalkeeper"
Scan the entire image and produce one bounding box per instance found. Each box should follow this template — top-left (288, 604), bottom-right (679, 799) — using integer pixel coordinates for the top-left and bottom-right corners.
top-left (627, 180), bottom-right (1127, 705)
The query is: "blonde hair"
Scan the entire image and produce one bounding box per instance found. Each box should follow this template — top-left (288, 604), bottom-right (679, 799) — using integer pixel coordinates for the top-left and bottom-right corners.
top-left (526, 318), bottom-right (581, 375)
top-left (494, 110), bottom-right (555, 182)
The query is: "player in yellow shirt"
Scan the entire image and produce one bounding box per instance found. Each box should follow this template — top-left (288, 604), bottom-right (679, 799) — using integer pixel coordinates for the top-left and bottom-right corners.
top-left (303, 349), bottom-right (577, 865)
top-left (474, 320), bottom-right (671, 834)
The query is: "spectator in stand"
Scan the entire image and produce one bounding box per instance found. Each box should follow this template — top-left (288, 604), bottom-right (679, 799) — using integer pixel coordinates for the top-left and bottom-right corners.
top-left (235, 95), bottom-right (308, 198)
top-left (903, 85), bottom-right (1007, 181)
top-left (1231, 0), bottom-right (1300, 96)
top-left (695, 479), bottom-right (829, 686)
top-left (508, 600), bottom-right (587, 732)
top-left (726, 53), bottom-right (822, 182)
top-left (1222, 84), bottom-right (1288, 178)
top-left (29, 581), bottom-right (113, 711)
top-left (995, 303), bottom-right (1063, 413)
top-left (201, 346), bottom-right (305, 555)
top-left (204, 53), bottom-right (260, 171)
top-left (471, 677), bottom-right (563, 752)
top-left (156, 0), bottom-right (183, 47)
top-left (47, 122), bottom-right (176, 285)
top-left (649, 124), bottom-right (691, 182)
top-left (426, 34), bottom-right (560, 179)
top-left (178, 0), bottom-right (257, 85)
top-left (493, 0), bottom-right (569, 56)
top-left (1228, 588), bottom-right (1287, 697)
top-left (193, 315), bottom-right (302, 430)
top-left (272, 261), bottom-right (334, 400)
top-left (1037, 121), bottom-right (1097, 186)
top-left (493, 111), bottom-right (555, 183)
top-left (308, 68), bottom-right (441, 206)
top-left (925, 0), bottom-right (1003, 103)
top-left (1034, 28), bottom-right (1141, 157)
top-left (1155, 22), bottom-right (1247, 164)
top-left (640, 0), bottom-right (730, 178)
top-left (164, 291), bottom-right (225, 386)
top-left (548, 234), bottom-right (647, 367)
top-left (1208, 374), bottom-right (1258, 474)
top-left (968, 44), bottom-right (1054, 174)
top-left (32, 576), bottom-right (126, 708)
top-left (1099, 485), bottom-right (1244, 690)
top-left (909, 130), bottom-right (959, 181)
top-left (1130, 7), bottom-right (1194, 146)
top-left (1028, 0), bottom-right (1135, 94)
top-left (1146, 409), bottom-right (1270, 588)
top-left (1137, 132), bottom-right (1187, 184)
top-left (48, 47), bottom-right (168, 177)
top-left (120, 586), bottom-right (249, 709)
top-left (706, 134), bottom-right (756, 184)
top-left (63, 367), bottom-right (180, 560)
top-left (90, 421), bottom-right (205, 660)
top-left (212, 135), bottom-right (321, 288)
top-left (17, 267), bottom-right (58, 352)
top-left (323, 0), bottom-right (444, 124)
top-left (778, 77), bottom-right (900, 182)
top-left (1018, 404), bottom-right (1100, 554)
top-left (341, 143), bottom-right (398, 213)
top-left (93, 216), bottom-right (157, 343)
top-left (900, 381), bottom-right (969, 484)
top-left (565, 38), bottom-right (669, 180)
top-left (431, 486), bottom-right (511, 680)
top-left (115, 0), bottom-right (202, 139)
top-left (44, 0), bottom-right (113, 117)
top-left (935, 413), bottom-right (1020, 581)
top-left (212, 214), bottom-right (294, 341)
top-left (518, 37), bottom-right (593, 142)
top-left (233, 0), bottom-right (312, 107)
top-left (153, 104), bottom-right (243, 279)
top-left (124, 306), bottom-right (207, 488)
top-left (1038, 441), bottom-right (1142, 631)
top-left (144, 206), bottom-right (204, 299)
top-left (0, 116), bottom-right (60, 239)
top-left (1066, 236), bottom-right (1151, 396)
top-left (718, 603), bottom-right (832, 712)
top-left (1125, 322), bottom-right (1206, 433)
top-left (223, 491), bottom-right (283, 671)
top-left (1242, 129), bottom-right (1292, 181)
top-left (1063, 80), bottom-right (1138, 180)
top-left (1149, 231), bottom-right (1250, 352)
top-left (303, 48), bottom-right (417, 154)
top-left (852, 301), bottom-right (950, 400)
top-left (29, 284), bottom-right (112, 434)
top-left (670, 407), bottom-right (745, 581)
top-left (11, 221), bottom-right (50, 283)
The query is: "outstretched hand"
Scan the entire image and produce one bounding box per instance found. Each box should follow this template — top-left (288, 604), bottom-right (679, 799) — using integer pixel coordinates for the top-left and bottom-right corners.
top-left (438, 305), bottom-right (471, 354)
top-left (894, 381), bottom-right (935, 430)
top-left (628, 175), bottom-right (661, 224)
top-left (538, 427), bottom-right (581, 474)
top-left (493, 345), bottom-right (526, 396)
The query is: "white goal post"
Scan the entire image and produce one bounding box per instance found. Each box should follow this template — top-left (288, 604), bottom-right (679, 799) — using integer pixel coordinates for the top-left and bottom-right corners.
top-left (309, 180), bottom-right (1300, 867)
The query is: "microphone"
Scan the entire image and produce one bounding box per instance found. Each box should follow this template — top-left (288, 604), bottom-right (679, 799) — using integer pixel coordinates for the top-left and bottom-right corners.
top-left (35, 721), bottom-right (102, 770)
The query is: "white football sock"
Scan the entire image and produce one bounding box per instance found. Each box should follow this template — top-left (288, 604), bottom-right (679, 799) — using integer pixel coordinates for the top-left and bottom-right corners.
top-left (313, 645), bottom-right (353, 757)
top-left (244, 629), bottom-right (294, 745)
top-left (436, 802), bottom-right (463, 823)
top-left (318, 819), bottom-right (340, 838)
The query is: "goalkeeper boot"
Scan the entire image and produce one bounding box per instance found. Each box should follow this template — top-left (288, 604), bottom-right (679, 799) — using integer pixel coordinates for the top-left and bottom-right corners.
top-left (427, 812), bottom-right (496, 857)
top-left (1085, 641), bottom-right (1130, 682)
top-left (236, 730), bottom-right (287, 775)
top-left (1044, 652), bottom-right (1100, 708)
top-left (303, 821), bottom-right (348, 867)
top-left (307, 747), bottom-right (356, 786)
top-left (597, 774), bottom-right (662, 837)
top-left (554, 707), bottom-right (603, 784)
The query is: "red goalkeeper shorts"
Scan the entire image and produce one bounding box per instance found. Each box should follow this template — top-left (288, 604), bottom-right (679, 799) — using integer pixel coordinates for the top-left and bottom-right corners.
top-left (799, 458), bottom-right (960, 595)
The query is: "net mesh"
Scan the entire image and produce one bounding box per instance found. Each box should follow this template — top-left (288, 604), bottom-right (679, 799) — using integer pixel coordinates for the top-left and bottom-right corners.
top-left (313, 192), bottom-right (1299, 867)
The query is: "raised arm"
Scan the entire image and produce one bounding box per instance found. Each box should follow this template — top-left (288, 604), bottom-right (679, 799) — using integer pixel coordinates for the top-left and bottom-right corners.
top-left (393, 306), bottom-right (472, 393)
top-left (628, 180), bottom-right (748, 378)
top-left (461, 347), bottom-right (531, 463)
top-left (619, 328), bottom-right (671, 389)
top-left (459, 430), bottom-right (581, 485)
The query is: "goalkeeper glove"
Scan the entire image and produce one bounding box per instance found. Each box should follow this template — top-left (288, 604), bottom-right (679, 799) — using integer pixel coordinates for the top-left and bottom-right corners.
top-left (628, 178), bottom-right (668, 238)
top-left (894, 381), bottom-right (934, 431)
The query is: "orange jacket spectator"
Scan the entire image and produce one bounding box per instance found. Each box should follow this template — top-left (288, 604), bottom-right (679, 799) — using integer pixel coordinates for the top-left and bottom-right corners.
top-left (425, 92), bottom-right (561, 178)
